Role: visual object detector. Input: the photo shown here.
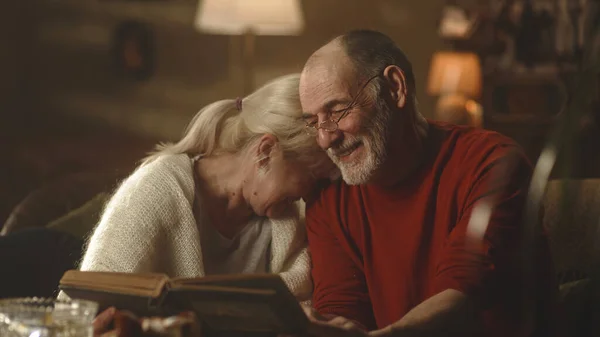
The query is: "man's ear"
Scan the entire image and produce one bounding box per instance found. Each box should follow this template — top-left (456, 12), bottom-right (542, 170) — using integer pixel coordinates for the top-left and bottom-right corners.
top-left (256, 134), bottom-right (278, 167)
top-left (382, 65), bottom-right (407, 109)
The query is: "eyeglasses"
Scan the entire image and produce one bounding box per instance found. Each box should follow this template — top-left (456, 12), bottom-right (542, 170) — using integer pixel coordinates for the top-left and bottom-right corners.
top-left (304, 73), bottom-right (380, 134)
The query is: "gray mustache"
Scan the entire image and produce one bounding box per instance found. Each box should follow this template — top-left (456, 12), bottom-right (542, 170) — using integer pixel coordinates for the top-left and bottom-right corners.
top-left (328, 141), bottom-right (362, 156)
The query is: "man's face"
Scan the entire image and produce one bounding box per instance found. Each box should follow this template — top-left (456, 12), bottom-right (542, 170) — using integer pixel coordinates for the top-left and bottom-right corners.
top-left (300, 58), bottom-right (393, 185)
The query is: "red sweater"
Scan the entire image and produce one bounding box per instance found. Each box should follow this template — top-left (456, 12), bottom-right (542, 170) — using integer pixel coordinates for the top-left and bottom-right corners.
top-left (306, 122), bottom-right (558, 336)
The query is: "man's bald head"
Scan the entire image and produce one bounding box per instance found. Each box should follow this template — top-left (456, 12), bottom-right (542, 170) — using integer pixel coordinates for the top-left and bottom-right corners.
top-left (303, 36), bottom-right (345, 73)
top-left (301, 37), bottom-right (356, 95)
top-left (303, 30), bottom-right (415, 93)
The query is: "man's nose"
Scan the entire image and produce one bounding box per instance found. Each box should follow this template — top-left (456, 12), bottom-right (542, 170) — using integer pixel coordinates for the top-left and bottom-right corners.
top-left (317, 128), bottom-right (342, 150)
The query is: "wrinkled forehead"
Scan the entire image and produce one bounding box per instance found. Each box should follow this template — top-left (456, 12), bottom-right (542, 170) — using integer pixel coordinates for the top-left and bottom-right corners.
top-left (299, 58), bottom-right (356, 115)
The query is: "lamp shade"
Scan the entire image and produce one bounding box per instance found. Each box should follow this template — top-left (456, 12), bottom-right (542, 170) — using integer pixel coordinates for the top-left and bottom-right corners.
top-left (194, 0), bottom-right (305, 36)
top-left (426, 51), bottom-right (482, 98)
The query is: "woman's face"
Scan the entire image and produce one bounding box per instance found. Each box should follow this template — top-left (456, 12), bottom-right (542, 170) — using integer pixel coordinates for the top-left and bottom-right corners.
top-left (245, 136), bottom-right (334, 219)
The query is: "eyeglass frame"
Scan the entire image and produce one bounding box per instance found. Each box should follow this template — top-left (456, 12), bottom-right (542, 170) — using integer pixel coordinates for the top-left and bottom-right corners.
top-left (304, 72), bottom-right (381, 134)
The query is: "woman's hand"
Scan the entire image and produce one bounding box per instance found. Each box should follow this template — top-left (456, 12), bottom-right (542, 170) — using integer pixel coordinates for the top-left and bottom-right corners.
top-left (139, 312), bottom-right (201, 337)
top-left (92, 307), bottom-right (201, 337)
top-left (93, 307), bottom-right (142, 337)
top-left (93, 307), bottom-right (117, 337)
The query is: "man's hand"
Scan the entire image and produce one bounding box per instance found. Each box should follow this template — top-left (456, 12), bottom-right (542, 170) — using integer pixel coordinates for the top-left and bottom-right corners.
top-left (300, 304), bottom-right (328, 322)
top-left (299, 304), bottom-right (367, 337)
top-left (308, 316), bottom-right (368, 337)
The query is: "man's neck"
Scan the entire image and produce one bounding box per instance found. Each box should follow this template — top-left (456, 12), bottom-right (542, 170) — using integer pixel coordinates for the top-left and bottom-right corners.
top-left (370, 116), bottom-right (430, 187)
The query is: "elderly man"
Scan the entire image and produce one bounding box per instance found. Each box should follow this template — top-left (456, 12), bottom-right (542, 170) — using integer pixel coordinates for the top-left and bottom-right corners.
top-left (300, 30), bottom-right (559, 337)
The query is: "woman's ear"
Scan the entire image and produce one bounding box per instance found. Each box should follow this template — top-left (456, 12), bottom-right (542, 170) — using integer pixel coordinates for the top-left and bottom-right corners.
top-left (255, 134), bottom-right (278, 168)
top-left (383, 65), bottom-right (407, 109)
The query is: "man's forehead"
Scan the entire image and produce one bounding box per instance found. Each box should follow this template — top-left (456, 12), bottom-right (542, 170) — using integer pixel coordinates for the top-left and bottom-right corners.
top-left (300, 62), bottom-right (356, 112)
top-left (300, 71), bottom-right (343, 115)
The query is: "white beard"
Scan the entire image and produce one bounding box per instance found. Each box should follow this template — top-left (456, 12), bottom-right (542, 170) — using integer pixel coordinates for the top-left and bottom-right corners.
top-left (327, 101), bottom-right (392, 185)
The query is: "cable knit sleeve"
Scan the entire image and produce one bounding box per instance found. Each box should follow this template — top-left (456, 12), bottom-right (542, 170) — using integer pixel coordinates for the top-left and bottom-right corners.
top-left (270, 201), bottom-right (313, 302)
top-left (278, 246), bottom-right (312, 302)
top-left (79, 158), bottom-right (182, 274)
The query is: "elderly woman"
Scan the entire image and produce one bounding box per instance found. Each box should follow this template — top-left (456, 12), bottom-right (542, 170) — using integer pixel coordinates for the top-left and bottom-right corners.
top-left (78, 73), bottom-right (334, 306)
top-left (61, 74), bottom-right (339, 337)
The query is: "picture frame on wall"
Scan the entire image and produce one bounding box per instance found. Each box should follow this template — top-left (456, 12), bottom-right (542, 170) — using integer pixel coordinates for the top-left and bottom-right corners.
top-left (112, 21), bottom-right (155, 81)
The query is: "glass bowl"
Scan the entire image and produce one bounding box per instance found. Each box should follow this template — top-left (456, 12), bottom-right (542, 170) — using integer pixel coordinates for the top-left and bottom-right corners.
top-left (0, 297), bottom-right (98, 337)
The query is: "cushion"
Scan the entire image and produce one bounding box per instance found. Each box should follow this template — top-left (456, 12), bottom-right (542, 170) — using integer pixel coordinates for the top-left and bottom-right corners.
top-left (47, 193), bottom-right (110, 239)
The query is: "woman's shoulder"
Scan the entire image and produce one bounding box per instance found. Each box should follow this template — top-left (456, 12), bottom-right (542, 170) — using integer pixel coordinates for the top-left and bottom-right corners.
top-left (98, 153), bottom-right (196, 227)
top-left (134, 153), bottom-right (193, 181)
top-left (140, 153), bottom-right (193, 174)
top-left (118, 153), bottom-right (195, 198)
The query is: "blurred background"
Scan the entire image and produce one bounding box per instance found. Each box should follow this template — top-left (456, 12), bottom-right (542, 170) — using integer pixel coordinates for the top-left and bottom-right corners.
top-left (0, 1), bottom-right (451, 139)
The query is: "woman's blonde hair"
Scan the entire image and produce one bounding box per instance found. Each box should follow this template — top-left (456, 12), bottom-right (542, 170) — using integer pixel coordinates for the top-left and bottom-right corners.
top-left (145, 73), bottom-right (329, 171)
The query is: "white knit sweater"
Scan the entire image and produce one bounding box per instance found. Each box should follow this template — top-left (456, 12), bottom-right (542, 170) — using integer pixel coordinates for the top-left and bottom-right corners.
top-left (78, 154), bottom-right (312, 301)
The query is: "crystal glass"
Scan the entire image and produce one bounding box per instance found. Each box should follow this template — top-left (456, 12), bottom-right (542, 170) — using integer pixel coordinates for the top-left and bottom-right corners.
top-left (0, 297), bottom-right (98, 337)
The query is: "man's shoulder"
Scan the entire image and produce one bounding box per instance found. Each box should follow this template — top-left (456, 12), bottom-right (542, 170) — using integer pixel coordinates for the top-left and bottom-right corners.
top-left (432, 122), bottom-right (528, 167)
top-left (461, 127), bottom-right (519, 149)
top-left (432, 121), bottom-right (518, 148)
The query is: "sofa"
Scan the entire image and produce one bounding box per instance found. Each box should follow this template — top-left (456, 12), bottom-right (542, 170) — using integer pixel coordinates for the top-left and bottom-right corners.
top-left (1, 169), bottom-right (128, 236)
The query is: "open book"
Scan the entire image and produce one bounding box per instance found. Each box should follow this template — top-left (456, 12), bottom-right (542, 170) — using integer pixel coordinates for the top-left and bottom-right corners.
top-left (59, 270), bottom-right (309, 335)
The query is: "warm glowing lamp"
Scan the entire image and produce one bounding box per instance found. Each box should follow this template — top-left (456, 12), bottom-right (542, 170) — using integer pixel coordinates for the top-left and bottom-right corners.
top-left (194, 0), bottom-right (305, 95)
top-left (427, 51), bottom-right (483, 127)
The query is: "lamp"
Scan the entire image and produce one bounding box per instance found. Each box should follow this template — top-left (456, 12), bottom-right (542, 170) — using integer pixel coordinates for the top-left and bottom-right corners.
top-left (427, 51), bottom-right (483, 127)
top-left (194, 0), bottom-right (305, 95)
